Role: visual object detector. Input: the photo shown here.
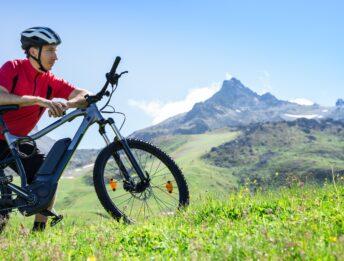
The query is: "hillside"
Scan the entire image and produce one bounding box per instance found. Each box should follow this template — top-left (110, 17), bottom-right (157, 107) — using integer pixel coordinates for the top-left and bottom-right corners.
top-left (203, 118), bottom-right (344, 187)
top-left (2, 184), bottom-right (343, 259)
top-left (3, 122), bottom-right (344, 259)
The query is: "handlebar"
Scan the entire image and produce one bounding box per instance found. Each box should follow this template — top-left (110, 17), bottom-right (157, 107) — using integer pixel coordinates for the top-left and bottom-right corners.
top-left (110, 56), bottom-right (121, 76)
top-left (85, 56), bottom-right (128, 105)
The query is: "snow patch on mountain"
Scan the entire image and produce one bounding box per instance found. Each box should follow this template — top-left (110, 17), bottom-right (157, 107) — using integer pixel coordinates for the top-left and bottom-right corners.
top-left (289, 98), bottom-right (314, 106)
top-left (284, 113), bottom-right (323, 119)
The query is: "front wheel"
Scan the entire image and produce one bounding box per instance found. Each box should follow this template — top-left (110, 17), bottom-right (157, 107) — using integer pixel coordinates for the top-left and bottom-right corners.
top-left (93, 139), bottom-right (189, 222)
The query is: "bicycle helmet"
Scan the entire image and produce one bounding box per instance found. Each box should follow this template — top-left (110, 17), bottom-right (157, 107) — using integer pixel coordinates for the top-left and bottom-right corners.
top-left (20, 27), bottom-right (61, 72)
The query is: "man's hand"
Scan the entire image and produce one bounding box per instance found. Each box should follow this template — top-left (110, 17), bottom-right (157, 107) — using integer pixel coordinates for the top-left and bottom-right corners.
top-left (36, 98), bottom-right (67, 117)
top-left (67, 89), bottom-right (89, 109)
top-left (66, 99), bottom-right (88, 109)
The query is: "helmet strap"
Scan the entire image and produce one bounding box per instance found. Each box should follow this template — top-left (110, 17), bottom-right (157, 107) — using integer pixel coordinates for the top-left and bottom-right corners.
top-left (28, 46), bottom-right (48, 73)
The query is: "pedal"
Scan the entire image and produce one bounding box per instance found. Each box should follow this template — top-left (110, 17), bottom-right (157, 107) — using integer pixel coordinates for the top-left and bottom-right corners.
top-left (0, 175), bottom-right (13, 185)
top-left (39, 208), bottom-right (63, 227)
top-left (50, 215), bottom-right (63, 227)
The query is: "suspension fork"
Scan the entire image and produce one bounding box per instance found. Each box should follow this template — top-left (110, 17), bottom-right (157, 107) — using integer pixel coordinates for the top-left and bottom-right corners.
top-left (98, 118), bottom-right (149, 182)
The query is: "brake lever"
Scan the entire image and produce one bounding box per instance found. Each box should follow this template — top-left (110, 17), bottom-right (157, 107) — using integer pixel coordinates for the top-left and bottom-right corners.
top-left (106, 71), bottom-right (129, 86)
top-left (119, 71), bottom-right (129, 76)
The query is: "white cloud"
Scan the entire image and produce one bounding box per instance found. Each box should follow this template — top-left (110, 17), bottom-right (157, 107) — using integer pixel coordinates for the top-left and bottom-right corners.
top-left (289, 98), bottom-right (314, 106)
top-left (257, 70), bottom-right (272, 94)
top-left (128, 83), bottom-right (221, 124)
top-left (225, 72), bottom-right (233, 80)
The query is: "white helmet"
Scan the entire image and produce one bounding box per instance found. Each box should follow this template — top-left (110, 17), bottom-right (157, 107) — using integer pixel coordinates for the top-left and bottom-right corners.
top-left (20, 27), bottom-right (61, 72)
top-left (21, 27), bottom-right (61, 50)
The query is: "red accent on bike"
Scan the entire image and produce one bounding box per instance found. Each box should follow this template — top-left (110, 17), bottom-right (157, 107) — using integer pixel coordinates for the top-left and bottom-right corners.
top-left (165, 181), bottom-right (173, 193)
top-left (109, 178), bottom-right (117, 191)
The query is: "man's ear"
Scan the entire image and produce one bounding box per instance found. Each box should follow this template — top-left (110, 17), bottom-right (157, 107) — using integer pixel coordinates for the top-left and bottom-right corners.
top-left (29, 47), bottom-right (39, 58)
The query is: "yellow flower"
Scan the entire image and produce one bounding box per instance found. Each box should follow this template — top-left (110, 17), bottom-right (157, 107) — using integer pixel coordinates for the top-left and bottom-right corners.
top-left (329, 236), bottom-right (337, 243)
top-left (87, 256), bottom-right (97, 261)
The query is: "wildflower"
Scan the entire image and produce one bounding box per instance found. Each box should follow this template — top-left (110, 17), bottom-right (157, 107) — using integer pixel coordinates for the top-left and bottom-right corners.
top-left (329, 236), bottom-right (337, 243)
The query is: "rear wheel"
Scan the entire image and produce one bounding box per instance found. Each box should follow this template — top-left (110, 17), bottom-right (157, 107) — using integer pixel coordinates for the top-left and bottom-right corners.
top-left (0, 171), bottom-right (12, 233)
top-left (93, 139), bottom-right (189, 223)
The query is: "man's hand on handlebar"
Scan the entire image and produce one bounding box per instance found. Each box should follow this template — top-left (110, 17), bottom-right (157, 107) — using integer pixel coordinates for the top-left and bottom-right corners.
top-left (36, 97), bottom-right (67, 118)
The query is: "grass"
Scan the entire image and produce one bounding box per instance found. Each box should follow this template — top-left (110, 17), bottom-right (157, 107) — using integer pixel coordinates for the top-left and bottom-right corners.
top-left (167, 129), bottom-right (239, 193)
top-left (1, 184), bottom-right (343, 260)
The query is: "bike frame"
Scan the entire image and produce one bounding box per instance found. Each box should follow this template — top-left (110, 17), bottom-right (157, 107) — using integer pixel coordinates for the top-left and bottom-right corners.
top-left (0, 103), bottom-right (147, 199)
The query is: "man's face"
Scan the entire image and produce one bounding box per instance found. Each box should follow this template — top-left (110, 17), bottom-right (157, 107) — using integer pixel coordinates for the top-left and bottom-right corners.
top-left (30, 44), bottom-right (58, 71)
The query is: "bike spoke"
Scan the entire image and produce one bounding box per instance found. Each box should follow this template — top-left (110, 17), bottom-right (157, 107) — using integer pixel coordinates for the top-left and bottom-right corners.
top-left (147, 154), bottom-right (156, 175)
top-left (142, 153), bottom-right (150, 172)
top-left (129, 196), bottom-right (135, 217)
top-left (152, 192), bottom-right (164, 212)
top-left (149, 173), bottom-right (168, 180)
top-left (136, 199), bottom-right (144, 220)
top-left (117, 195), bottom-right (133, 206)
top-left (143, 199), bottom-right (147, 220)
top-left (144, 199), bottom-right (154, 217)
top-left (133, 149), bottom-right (144, 170)
top-left (110, 192), bottom-right (131, 200)
top-left (151, 190), bottom-right (175, 209)
top-left (150, 166), bottom-right (169, 179)
top-left (150, 160), bottom-right (162, 177)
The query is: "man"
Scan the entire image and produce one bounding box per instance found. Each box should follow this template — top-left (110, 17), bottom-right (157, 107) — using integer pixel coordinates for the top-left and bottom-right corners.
top-left (0, 27), bottom-right (89, 231)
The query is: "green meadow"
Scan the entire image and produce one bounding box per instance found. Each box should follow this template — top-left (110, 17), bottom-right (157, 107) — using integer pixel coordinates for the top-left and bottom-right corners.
top-left (1, 129), bottom-right (343, 259)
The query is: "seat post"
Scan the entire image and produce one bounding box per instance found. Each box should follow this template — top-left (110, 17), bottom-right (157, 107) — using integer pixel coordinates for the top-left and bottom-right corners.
top-left (0, 115), bottom-right (10, 146)
top-left (0, 114), bottom-right (28, 187)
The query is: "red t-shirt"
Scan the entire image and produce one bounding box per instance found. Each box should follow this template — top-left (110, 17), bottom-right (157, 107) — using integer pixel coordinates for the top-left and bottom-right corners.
top-left (0, 59), bottom-right (75, 139)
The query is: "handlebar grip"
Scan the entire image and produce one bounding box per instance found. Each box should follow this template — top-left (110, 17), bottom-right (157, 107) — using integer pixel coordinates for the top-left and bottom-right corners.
top-left (109, 56), bottom-right (121, 75)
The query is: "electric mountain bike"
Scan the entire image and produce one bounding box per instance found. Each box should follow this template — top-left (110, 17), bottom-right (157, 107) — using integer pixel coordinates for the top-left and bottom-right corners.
top-left (0, 57), bottom-right (189, 230)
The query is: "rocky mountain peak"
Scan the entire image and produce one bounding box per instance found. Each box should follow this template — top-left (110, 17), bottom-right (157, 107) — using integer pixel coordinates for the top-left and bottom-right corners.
top-left (260, 92), bottom-right (283, 106)
top-left (336, 99), bottom-right (344, 107)
top-left (206, 78), bottom-right (260, 108)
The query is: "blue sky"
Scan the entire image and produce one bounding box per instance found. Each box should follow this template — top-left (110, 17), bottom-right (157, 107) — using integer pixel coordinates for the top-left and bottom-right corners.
top-left (1, 1), bottom-right (343, 148)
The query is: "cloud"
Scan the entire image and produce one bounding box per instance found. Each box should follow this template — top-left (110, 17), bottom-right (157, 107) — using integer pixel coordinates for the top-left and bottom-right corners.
top-left (225, 72), bottom-right (233, 80)
top-left (258, 70), bottom-right (272, 94)
top-left (289, 98), bottom-right (314, 106)
top-left (128, 83), bottom-right (221, 124)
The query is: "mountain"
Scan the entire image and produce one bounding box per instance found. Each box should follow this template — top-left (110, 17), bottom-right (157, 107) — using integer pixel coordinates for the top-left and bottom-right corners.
top-left (132, 78), bottom-right (333, 140)
top-left (329, 98), bottom-right (344, 122)
top-left (203, 118), bottom-right (344, 187)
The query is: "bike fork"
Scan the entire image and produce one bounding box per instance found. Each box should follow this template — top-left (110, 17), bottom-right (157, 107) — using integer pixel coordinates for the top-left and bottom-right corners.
top-left (98, 118), bottom-right (149, 183)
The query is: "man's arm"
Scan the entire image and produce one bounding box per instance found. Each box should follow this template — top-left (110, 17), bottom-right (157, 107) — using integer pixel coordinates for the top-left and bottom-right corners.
top-left (0, 85), bottom-right (66, 117)
top-left (66, 88), bottom-right (89, 109)
top-left (0, 86), bottom-right (38, 106)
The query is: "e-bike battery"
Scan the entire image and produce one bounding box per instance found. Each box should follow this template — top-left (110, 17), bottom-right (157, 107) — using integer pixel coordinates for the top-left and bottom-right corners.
top-left (19, 138), bottom-right (71, 216)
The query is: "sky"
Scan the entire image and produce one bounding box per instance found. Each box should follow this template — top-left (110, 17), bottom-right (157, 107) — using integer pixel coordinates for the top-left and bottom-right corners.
top-left (1, 1), bottom-right (343, 149)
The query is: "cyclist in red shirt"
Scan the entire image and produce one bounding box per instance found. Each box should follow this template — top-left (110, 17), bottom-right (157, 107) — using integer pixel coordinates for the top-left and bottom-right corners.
top-left (0, 27), bottom-right (89, 231)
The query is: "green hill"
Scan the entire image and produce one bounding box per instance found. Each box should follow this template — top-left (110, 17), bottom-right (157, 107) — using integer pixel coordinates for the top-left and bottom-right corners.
top-left (203, 119), bottom-right (344, 187)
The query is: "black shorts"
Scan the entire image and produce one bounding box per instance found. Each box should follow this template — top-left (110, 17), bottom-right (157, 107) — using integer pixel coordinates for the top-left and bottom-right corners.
top-left (0, 140), bottom-right (45, 184)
